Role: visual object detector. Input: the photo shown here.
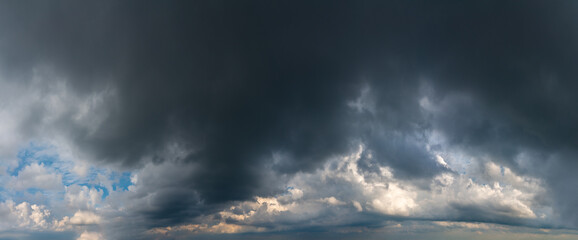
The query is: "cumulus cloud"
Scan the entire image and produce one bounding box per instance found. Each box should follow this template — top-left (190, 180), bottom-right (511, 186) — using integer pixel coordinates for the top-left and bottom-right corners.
top-left (65, 185), bottom-right (103, 210)
top-left (77, 231), bottom-right (104, 240)
top-left (9, 163), bottom-right (62, 191)
top-left (145, 144), bottom-right (549, 238)
top-left (1, 1), bottom-right (578, 239)
top-left (69, 211), bottom-right (101, 225)
top-left (0, 199), bottom-right (105, 235)
top-left (8, 201), bottom-right (51, 229)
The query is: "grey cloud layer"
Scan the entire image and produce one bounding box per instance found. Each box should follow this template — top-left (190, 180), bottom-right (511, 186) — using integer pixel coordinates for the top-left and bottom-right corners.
top-left (1, 0), bottom-right (578, 237)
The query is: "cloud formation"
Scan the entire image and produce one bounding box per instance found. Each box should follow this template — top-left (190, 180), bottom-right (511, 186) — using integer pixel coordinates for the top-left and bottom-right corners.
top-left (0, 1), bottom-right (577, 239)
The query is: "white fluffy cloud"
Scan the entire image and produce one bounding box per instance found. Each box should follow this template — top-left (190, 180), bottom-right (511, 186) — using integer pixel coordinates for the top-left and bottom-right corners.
top-left (0, 200), bottom-right (105, 234)
top-left (8, 201), bottom-right (51, 229)
top-left (9, 163), bottom-right (62, 191)
top-left (65, 185), bottom-right (103, 210)
top-left (77, 231), bottom-right (104, 240)
top-left (69, 211), bottom-right (101, 225)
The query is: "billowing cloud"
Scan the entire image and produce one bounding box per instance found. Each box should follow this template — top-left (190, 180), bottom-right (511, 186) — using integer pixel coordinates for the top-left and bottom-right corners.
top-left (10, 163), bottom-right (62, 191)
top-left (65, 185), bottom-right (103, 210)
top-left (0, 1), bottom-right (578, 240)
top-left (7, 201), bottom-right (51, 230)
top-left (68, 211), bottom-right (101, 225)
top-left (76, 231), bottom-right (103, 240)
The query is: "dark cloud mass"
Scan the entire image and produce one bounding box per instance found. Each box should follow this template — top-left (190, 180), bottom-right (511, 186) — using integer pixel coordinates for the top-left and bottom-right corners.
top-left (1, 0), bottom-right (578, 237)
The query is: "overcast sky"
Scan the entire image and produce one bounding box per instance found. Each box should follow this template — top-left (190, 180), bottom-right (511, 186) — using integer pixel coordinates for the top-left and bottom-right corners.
top-left (1, 1), bottom-right (578, 240)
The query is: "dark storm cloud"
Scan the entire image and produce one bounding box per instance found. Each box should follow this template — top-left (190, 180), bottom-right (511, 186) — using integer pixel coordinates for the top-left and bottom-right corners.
top-left (0, 0), bottom-right (363, 203)
top-left (2, 0), bottom-right (578, 231)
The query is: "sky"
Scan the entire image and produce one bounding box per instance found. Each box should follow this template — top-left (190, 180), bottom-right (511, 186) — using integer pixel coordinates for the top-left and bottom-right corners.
top-left (0, 0), bottom-right (578, 239)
